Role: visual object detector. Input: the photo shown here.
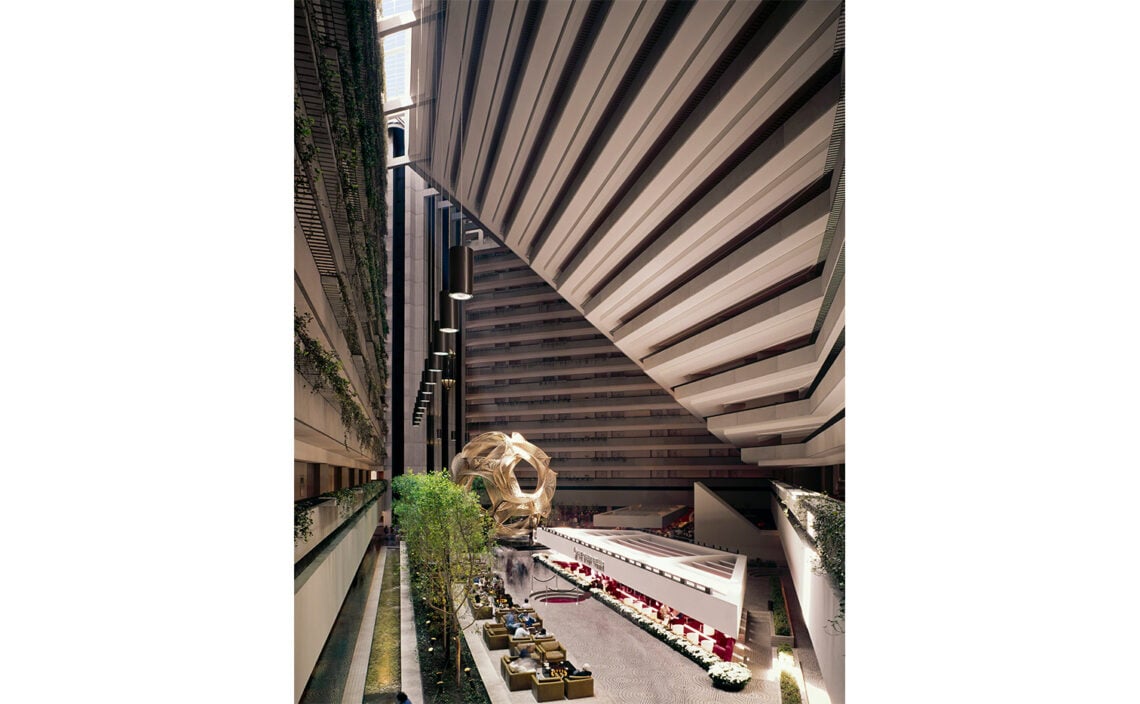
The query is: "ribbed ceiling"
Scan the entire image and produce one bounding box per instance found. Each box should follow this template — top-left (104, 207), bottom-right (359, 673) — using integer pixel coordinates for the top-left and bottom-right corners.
top-left (408, 0), bottom-right (845, 470)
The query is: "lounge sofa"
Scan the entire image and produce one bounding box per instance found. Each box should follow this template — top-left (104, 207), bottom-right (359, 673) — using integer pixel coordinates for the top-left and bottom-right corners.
top-left (500, 655), bottom-right (537, 691)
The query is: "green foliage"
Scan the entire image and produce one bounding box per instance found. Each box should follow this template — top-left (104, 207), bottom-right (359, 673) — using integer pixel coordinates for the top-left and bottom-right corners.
top-left (393, 472), bottom-right (495, 683)
top-left (804, 496), bottom-right (844, 593)
top-left (328, 488), bottom-right (358, 518)
top-left (297, 0), bottom-right (390, 459)
top-left (771, 577), bottom-right (791, 636)
top-left (804, 495), bottom-right (845, 631)
top-left (778, 644), bottom-right (793, 657)
top-left (780, 671), bottom-right (802, 704)
top-left (322, 479), bottom-right (388, 519)
top-left (295, 502), bottom-right (315, 544)
top-left (296, 480), bottom-right (387, 545)
top-left (294, 96), bottom-right (318, 167)
top-left (294, 311), bottom-right (381, 459)
top-left (410, 578), bottom-right (491, 703)
top-left (779, 484), bottom-right (845, 631)
top-left (365, 547), bottom-right (402, 697)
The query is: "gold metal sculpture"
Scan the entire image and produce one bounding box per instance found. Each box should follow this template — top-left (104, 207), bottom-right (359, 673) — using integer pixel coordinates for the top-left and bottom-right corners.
top-left (451, 431), bottom-right (556, 539)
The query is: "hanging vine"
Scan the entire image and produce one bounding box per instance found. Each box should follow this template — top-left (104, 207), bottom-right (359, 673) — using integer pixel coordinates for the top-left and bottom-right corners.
top-left (295, 311), bottom-right (380, 458)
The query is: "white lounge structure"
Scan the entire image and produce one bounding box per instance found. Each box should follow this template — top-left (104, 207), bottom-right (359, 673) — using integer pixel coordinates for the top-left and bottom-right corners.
top-left (536, 527), bottom-right (746, 636)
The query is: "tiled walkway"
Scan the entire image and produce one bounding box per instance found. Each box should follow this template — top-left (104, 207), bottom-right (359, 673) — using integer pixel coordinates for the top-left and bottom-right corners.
top-left (342, 547), bottom-right (388, 704)
top-left (452, 548), bottom-right (781, 704)
top-left (398, 543), bottom-right (424, 704)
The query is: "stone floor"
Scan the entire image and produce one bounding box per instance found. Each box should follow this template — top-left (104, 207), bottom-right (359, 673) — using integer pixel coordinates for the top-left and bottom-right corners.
top-left (452, 547), bottom-right (781, 704)
top-left (398, 543), bottom-right (425, 704)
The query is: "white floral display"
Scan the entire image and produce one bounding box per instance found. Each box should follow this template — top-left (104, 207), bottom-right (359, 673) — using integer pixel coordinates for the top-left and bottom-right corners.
top-left (707, 660), bottom-right (752, 689)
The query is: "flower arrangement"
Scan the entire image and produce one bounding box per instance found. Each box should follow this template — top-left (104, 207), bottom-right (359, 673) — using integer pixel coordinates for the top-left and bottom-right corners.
top-left (708, 661), bottom-right (752, 691)
top-left (534, 554), bottom-right (745, 677)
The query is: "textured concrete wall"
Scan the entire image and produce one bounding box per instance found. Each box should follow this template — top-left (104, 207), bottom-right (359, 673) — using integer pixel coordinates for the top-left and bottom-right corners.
top-left (693, 482), bottom-right (785, 564)
top-left (294, 502), bottom-right (380, 704)
top-left (772, 494), bottom-right (844, 704)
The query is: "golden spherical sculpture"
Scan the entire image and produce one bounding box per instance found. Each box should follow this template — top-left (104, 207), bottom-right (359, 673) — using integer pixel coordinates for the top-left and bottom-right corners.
top-left (450, 431), bottom-right (556, 539)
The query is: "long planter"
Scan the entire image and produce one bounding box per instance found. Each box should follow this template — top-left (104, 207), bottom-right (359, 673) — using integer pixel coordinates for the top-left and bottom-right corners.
top-left (295, 482), bottom-right (387, 563)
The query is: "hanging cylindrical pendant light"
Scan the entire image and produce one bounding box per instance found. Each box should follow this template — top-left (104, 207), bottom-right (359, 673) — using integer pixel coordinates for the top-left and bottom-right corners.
top-left (448, 244), bottom-right (474, 300)
top-left (438, 290), bottom-right (459, 333)
top-left (426, 367), bottom-right (441, 385)
top-left (427, 354), bottom-right (442, 373)
top-left (432, 327), bottom-right (452, 357)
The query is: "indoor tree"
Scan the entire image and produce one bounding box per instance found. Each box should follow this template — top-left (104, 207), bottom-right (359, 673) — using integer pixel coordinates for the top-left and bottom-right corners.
top-left (392, 471), bottom-right (494, 687)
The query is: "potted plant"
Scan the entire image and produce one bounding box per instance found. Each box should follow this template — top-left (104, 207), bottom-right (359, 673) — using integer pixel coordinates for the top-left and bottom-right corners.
top-left (707, 661), bottom-right (752, 692)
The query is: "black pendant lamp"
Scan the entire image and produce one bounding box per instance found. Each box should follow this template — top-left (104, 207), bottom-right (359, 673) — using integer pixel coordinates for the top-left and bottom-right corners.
top-left (426, 354), bottom-right (442, 373)
top-left (438, 290), bottom-right (459, 333)
top-left (432, 327), bottom-right (452, 357)
top-left (448, 244), bottom-right (474, 300)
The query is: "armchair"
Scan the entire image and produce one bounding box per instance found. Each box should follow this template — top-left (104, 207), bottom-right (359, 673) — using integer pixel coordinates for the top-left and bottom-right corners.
top-left (469, 599), bottom-right (493, 620)
top-left (500, 655), bottom-right (536, 691)
top-left (565, 674), bottom-right (595, 699)
top-left (483, 623), bottom-right (509, 650)
top-left (536, 639), bottom-right (566, 664)
top-left (530, 673), bottom-right (565, 702)
top-left (508, 634), bottom-right (534, 655)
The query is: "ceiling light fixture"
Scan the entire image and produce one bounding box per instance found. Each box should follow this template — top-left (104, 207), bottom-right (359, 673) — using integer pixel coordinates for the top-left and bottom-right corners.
top-left (438, 290), bottom-right (459, 333)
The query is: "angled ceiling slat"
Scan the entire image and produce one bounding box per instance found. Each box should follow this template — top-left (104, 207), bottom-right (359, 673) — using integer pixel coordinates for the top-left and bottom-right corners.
top-left (507, 0), bottom-right (661, 253)
top-left (461, 0), bottom-right (522, 209)
top-left (554, 3), bottom-right (843, 305)
top-left (527, 0), bottom-right (755, 277)
top-left (410, 0), bottom-right (846, 469)
top-left (480, 1), bottom-right (583, 231)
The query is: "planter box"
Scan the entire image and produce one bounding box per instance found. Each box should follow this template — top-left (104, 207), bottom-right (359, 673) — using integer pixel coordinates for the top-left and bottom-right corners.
top-left (294, 491), bottom-right (368, 563)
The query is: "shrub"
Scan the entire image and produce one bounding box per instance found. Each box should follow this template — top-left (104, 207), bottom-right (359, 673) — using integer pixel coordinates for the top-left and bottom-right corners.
top-left (410, 580), bottom-right (491, 704)
top-left (804, 496), bottom-right (844, 592)
top-left (777, 644), bottom-right (793, 657)
top-left (780, 671), bottom-right (802, 704)
top-left (771, 578), bottom-right (791, 636)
